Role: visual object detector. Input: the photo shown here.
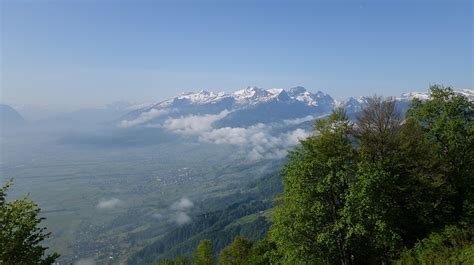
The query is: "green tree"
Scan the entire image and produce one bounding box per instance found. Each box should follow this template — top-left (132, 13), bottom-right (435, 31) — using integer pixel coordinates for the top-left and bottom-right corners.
top-left (0, 179), bottom-right (60, 264)
top-left (407, 85), bottom-right (474, 223)
top-left (193, 239), bottom-right (214, 265)
top-left (248, 239), bottom-right (281, 265)
top-left (218, 236), bottom-right (253, 265)
top-left (269, 109), bottom-right (358, 264)
top-left (268, 86), bottom-right (473, 264)
top-left (155, 256), bottom-right (189, 265)
top-left (395, 225), bottom-right (474, 265)
top-left (175, 256), bottom-right (190, 265)
top-left (344, 96), bottom-right (455, 262)
top-left (345, 97), bottom-right (445, 260)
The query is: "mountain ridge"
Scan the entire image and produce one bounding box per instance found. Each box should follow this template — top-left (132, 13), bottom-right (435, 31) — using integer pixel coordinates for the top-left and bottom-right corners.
top-left (119, 87), bottom-right (473, 129)
top-left (0, 104), bottom-right (27, 128)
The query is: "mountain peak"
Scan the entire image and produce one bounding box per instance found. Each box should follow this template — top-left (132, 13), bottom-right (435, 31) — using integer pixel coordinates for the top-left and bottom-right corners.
top-left (288, 86), bottom-right (307, 95)
top-left (233, 87), bottom-right (268, 100)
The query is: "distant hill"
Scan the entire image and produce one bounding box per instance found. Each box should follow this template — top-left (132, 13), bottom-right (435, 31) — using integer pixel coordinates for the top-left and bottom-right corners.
top-left (0, 104), bottom-right (26, 128)
top-left (33, 101), bottom-right (150, 129)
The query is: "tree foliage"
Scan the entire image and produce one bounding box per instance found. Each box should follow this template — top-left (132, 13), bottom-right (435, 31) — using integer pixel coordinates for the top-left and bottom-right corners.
top-left (268, 85), bottom-right (473, 264)
top-left (407, 85), bottom-right (474, 223)
top-left (248, 239), bottom-right (281, 265)
top-left (270, 109), bottom-right (358, 264)
top-left (218, 236), bottom-right (253, 265)
top-left (395, 225), bottom-right (474, 264)
top-left (193, 240), bottom-right (215, 265)
top-left (0, 179), bottom-right (60, 265)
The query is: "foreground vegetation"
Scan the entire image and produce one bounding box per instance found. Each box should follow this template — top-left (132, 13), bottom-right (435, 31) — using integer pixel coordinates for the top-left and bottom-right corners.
top-left (157, 86), bottom-right (473, 264)
top-left (0, 180), bottom-right (59, 264)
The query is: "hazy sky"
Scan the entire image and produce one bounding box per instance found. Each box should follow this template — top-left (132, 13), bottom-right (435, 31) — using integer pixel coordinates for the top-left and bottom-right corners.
top-left (1, 0), bottom-right (472, 109)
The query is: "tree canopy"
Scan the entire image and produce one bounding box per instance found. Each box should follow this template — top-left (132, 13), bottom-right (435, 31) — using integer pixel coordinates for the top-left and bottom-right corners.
top-left (194, 239), bottom-right (215, 265)
top-left (0, 179), bottom-right (60, 265)
top-left (269, 85), bottom-right (473, 264)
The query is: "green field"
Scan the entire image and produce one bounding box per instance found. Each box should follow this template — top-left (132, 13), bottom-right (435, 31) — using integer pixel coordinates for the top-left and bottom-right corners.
top-left (0, 129), bottom-right (282, 264)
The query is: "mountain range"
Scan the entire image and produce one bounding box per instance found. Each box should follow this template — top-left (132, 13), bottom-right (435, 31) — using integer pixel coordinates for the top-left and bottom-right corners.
top-left (118, 86), bottom-right (474, 129)
top-left (2, 87), bottom-right (472, 137)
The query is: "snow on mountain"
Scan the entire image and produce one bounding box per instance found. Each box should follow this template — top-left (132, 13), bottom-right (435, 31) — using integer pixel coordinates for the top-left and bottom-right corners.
top-left (233, 87), bottom-right (270, 102)
top-left (175, 90), bottom-right (230, 105)
top-left (118, 87), bottom-right (473, 129)
top-left (397, 89), bottom-right (474, 102)
top-left (288, 86), bottom-right (333, 107)
top-left (397, 92), bottom-right (430, 101)
top-left (456, 89), bottom-right (474, 100)
top-left (339, 96), bottom-right (370, 114)
top-left (338, 88), bottom-right (474, 119)
top-left (148, 86), bottom-right (332, 111)
top-left (119, 86), bottom-right (335, 128)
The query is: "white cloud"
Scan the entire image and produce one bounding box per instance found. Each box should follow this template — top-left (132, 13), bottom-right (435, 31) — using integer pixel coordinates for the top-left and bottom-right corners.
top-left (174, 211), bottom-right (191, 225)
top-left (161, 111), bottom-right (312, 160)
top-left (163, 110), bottom-right (229, 135)
top-left (283, 128), bottom-right (311, 146)
top-left (171, 197), bottom-right (194, 211)
top-left (96, 198), bottom-right (122, 209)
top-left (119, 108), bottom-right (170, 128)
top-left (201, 125), bottom-right (310, 160)
top-left (169, 197), bottom-right (194, 225)
top-left (282, 115), bottom-right (315, 126)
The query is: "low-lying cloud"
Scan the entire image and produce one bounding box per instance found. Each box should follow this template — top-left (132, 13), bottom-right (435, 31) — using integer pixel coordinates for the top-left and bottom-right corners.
top-left (282, 115), bottom-right (317, 126)
top-left (174, 211), bottom-right (192, 225)
top-left (96, 198), bottom-right (122, 209)
top-left (119, 105), bottom-right (315, 159)
top-left (201, 126), bottom-right (309, 160)
top-left (170, 197), bottom-right (194, 225)
top-left (119, 109), bottom-right (313, 160)
top-left (162, 112), bottom-right (312, 160)
top-left (163, 110), bottom-right (229, 135)
top-left (119, 108), bottom-right (170, 128)
top-left (171, 197), bottom-right (194, 211)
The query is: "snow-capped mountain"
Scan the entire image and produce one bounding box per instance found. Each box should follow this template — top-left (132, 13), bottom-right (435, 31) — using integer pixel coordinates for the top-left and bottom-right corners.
top-left (396, 89), bottom-right (473, 102)
top-left (338, 96), bottom-right (370, 115)
top-left (338, 88), bottom-right (474, 119)
top-left (119, 87), bottom-right (473, 129)
top-left (119, 87), bottom-right (335, 128)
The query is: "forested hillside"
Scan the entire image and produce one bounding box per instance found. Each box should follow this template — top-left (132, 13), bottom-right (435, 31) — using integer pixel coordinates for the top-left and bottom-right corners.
top-left (154, 86), bottom-right (473, 264)
top-left (128, 173), bottom-right (283, 264)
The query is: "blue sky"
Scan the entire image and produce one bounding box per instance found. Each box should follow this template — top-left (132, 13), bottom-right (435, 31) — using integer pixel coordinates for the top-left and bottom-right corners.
top-left (1, 0), bottom-right (472, 108)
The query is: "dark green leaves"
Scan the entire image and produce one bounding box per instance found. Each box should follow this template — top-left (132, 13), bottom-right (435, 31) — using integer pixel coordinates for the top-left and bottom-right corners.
top-left (0, 179), bottom-right (60, 265)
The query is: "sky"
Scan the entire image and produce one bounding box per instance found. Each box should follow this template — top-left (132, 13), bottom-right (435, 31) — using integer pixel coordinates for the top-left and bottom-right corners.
top-left (1, 0), bottom-right (472, 109)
